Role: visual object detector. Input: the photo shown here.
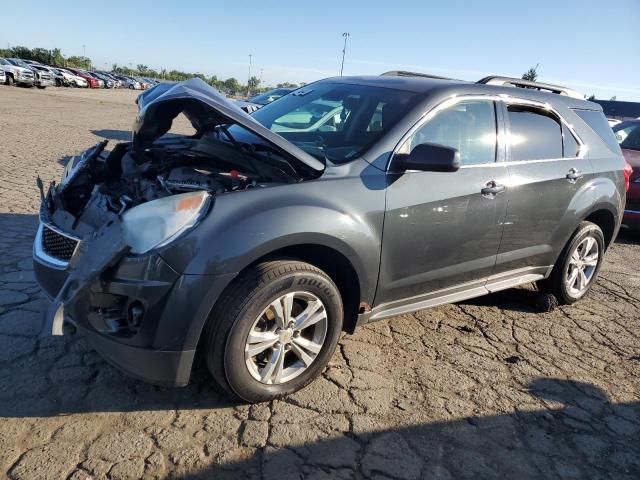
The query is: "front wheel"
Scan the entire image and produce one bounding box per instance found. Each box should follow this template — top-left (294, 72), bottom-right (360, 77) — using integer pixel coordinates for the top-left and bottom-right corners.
top-left (204, 261), bottom-right (343, 402)
top-left (538, 221), bottom-right (605, 304)
top-left (37, 86), bottom-right (46, 89)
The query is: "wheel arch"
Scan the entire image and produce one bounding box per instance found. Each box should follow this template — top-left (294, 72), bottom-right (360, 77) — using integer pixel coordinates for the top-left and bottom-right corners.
top-left (583, 207), bottom-right (617, 248)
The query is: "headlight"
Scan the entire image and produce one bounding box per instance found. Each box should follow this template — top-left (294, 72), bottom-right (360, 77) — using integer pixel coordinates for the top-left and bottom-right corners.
top-left (122, 191), bottom-right (211, 254)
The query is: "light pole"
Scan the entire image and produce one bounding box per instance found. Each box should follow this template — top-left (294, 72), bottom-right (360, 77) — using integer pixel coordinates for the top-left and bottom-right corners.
top-left (340, 32), bottom-right (350, 76)
top-left (247, 54), bottom-right (253, 98)
top-left (82, 45), bottom-right (87, 68)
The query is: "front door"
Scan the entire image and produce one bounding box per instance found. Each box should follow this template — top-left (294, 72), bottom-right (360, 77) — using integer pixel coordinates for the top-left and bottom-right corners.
top-left (376, 99), bottom-right (508, 308)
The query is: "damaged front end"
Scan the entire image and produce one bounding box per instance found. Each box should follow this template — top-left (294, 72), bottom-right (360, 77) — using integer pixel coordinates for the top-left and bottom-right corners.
top-left (33, 79), bottom-right (324, 383)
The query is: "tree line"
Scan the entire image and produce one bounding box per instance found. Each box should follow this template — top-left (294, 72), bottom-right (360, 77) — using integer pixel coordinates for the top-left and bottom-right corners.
top-left (0, 45), bottom-right (305, 96)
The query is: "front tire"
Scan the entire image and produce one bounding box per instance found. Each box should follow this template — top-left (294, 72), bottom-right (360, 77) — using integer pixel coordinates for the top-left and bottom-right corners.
top-left (204, 261), bottom-right (343, 402)
top-left (538, 221), bottom-right (605, 305)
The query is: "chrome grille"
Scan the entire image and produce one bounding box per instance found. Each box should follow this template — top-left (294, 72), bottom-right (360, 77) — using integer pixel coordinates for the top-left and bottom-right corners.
top-left (42, 225), bottom-right (78, 262)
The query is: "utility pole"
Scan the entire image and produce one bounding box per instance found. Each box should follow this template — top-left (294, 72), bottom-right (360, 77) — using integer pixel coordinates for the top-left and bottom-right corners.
top-left (247, 54), bottom-right (252, 98)
top-left (340, 32), bottom-right (350, 76)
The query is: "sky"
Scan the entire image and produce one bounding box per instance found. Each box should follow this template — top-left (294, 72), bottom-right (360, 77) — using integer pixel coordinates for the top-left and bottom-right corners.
top-left (1, 0), bottom-right (639, 100)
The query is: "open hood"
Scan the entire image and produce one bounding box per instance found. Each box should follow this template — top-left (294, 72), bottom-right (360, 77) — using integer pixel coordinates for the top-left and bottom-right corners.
top-left (133, 77), bottom-right (325, 174)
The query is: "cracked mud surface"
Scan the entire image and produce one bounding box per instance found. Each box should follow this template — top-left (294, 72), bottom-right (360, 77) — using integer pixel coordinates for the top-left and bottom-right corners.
top-left (1, 86), bottom-right (639, 479)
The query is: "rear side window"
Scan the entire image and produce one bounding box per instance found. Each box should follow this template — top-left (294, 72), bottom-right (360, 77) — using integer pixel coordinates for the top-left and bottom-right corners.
top-left (507, 105), bottom-right (563, 161)
top-left (573, 109), bottom-right (622, 154)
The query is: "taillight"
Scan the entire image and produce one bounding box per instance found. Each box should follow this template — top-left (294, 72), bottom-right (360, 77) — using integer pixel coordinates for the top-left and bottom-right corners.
top-left (624, 161), bottom-right (633, 192)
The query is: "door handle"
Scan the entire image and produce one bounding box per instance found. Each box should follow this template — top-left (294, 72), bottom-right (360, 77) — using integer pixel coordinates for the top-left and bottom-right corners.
top-left (566, 168), bottom-right (583, 182)
top-left (481, 181), bottom-right (506, 197)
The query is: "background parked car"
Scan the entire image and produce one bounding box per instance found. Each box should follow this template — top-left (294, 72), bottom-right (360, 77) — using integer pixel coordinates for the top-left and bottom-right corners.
top-left (0, 57), bottom-right (35, 86)
top-left (96, 71), bottom-right (121, 88)
top-left (55, 67), bottom-right (88, 87)
top-left (0, 69), bottom-right (5, 85)
top-left (613, 120), bottom-right (640, 230)
top-left (92, 71), bottom-right (114, 88)
top-left (28, 64), bottom-right (61, 88)
top-left (6, 58), bottom-right (52, 89)
top-left (116, 75), bottom-right (142, 89)
top-left (63, 67), bottom-right (100, 88)
top-left (236, 87), bottom-right (295, 112)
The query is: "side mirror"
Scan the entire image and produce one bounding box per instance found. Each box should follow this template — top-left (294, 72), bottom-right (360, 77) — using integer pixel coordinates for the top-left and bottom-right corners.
top-left (397, 143), bottom-right (460, 172)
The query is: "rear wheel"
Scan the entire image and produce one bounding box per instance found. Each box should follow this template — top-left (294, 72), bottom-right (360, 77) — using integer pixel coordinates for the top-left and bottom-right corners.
top-left (203, 261), bottom-right (343, 402)
top-left (538, 221), bottom-right (604, 304)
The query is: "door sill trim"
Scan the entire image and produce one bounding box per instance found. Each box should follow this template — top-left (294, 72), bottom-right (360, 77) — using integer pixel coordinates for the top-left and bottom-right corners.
top-left (358, 266), bottom-right (552, 326)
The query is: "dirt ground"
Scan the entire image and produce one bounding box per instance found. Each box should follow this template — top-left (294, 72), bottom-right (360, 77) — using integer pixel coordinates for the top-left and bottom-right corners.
top-left (0, 85), bottom-right (638, 479)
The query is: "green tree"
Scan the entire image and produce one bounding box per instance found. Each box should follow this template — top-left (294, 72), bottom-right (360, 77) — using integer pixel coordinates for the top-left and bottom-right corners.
top-left (522, 64), bottom-right (539, 82)
top-left (223, 77), bottom-right (241, 94)
top-left (66, 56), bottom-right (91, 69)
top-left (247, 76), bottom-right (261, 92)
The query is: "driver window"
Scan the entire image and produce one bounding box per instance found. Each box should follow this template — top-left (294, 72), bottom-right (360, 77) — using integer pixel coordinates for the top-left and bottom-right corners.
top-left (400, 100), bottom-right (497, 165)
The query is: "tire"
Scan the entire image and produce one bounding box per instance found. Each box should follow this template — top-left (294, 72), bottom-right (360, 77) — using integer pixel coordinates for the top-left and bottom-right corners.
top-left (204, 261), bottom-right (343, 402)
top-left (7, 75), bottom-right (14, 86)
top-left (37, 86), bottom-right (46, 89)
top-left (537, 221), bottom-right (605, 305)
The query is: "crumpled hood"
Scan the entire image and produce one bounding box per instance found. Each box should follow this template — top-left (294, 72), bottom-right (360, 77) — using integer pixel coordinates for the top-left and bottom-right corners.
top-left (133, 77), bottom-right (325, 174)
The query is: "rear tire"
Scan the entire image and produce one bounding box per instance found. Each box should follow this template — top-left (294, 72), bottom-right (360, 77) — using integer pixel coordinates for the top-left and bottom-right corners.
top-left (203, 261), bottom-right (343, 403)
top-left (537, 221), bottom-right (605, 305)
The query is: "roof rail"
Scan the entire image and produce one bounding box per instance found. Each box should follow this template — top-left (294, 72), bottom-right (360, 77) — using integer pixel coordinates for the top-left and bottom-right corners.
top-left (381, 70), bottom-right (457, 81)
top-left (477, 76), bottom-right (583, 99)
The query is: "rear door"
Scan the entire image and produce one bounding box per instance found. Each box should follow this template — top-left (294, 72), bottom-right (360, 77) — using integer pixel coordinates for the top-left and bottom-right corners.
top-left (493, 101), bottom-right (592, 277)
top-left (376, 98), bottom-right (509, 308)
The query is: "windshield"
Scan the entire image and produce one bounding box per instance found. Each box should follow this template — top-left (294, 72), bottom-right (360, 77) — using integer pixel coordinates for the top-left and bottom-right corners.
top-left (613, 121), bottom-right (640, 151)
top-left (228, 83), bottom-right (419, 164)
top-left (9, 59), bottom-right (31, 68)
top-left (0, 58), bottom-right (10, 65)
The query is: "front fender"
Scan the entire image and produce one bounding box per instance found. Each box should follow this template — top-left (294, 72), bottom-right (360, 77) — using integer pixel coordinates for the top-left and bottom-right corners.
top-left (159, 176), bottom-right (386, 304)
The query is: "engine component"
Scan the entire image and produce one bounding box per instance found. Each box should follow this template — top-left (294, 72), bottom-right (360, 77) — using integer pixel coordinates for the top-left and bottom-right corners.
top-left (165, 166), bottom-right (226, 194)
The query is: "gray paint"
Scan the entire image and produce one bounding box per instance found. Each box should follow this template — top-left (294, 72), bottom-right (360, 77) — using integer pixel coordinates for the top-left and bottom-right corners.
top-left (33, 74), bottom-right (625, 386)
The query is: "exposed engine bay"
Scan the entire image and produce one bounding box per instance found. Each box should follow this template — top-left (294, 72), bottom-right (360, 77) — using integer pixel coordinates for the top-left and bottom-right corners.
top-left (41, 133), bottom-right (298, 232)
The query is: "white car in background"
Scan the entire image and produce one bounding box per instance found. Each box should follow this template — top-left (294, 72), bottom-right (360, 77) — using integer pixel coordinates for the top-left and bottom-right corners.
top-left (57, 68), bottom-right (88, 88)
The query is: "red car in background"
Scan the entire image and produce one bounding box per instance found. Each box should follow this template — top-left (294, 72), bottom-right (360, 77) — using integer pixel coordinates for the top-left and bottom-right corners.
top-left (613, 120), bottom-right (640, 230)
top-left (61, 67), bottom-right (100, 88)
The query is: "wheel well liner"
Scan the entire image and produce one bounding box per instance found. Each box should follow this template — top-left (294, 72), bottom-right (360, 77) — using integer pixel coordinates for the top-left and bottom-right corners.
top-left (584, 209), bottom-right (616, 248)
top-left (241, 244), bottom-right (362, 334)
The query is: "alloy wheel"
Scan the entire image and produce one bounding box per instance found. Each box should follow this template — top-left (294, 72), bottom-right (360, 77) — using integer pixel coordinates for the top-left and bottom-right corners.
top-left (244, 291), bottom-right (328, 385)
top-left (565, 235), bottom-right (599, 296)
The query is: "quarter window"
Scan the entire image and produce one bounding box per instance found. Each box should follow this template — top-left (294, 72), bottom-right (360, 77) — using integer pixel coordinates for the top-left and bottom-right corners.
top-left (402, 100), bottom-right (497, 165)
top-left (507, 105), bottom-right (563, 161)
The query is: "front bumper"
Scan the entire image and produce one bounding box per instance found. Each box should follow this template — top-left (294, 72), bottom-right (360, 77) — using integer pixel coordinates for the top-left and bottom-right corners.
top-left (33, 218), bottom-right (235, 387)
top-left (35, 78), bottom-right (54, 87)
top-left (16, 76), bottom-right (34, 85)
